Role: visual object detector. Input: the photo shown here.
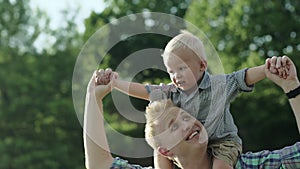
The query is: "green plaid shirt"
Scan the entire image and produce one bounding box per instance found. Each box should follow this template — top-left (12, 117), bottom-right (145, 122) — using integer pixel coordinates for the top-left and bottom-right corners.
top-left (110, 157), bottom-right (153, 169)
top-left (236, 142), bottom-right (300, 168)
top-left (110, 142), bottom-right (300, 169)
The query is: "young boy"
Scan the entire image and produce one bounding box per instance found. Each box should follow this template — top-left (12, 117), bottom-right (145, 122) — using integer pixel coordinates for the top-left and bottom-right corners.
top-left (97, 30), bottom-right (266, 169)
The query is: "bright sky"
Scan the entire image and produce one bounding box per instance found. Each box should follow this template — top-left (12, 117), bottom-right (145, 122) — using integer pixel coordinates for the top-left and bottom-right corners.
top-left (30, 0), bottom-right (106, 32)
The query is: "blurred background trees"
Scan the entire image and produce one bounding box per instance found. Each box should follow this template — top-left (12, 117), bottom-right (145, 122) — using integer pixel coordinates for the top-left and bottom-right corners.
top-left (1, 0), bottom-right (299, 168)
top-left (0, 0), bottom-right (83, 168)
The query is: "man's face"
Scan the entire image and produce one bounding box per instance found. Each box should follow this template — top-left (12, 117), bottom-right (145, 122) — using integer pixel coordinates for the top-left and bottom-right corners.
top-left (156, 107), bottom-right (208, 155)
top-left (164, 48), bottom-right (204, 93)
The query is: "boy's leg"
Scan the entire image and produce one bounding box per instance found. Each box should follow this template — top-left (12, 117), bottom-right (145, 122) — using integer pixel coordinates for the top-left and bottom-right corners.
top-left (208, 140), bottom-right (242, 168)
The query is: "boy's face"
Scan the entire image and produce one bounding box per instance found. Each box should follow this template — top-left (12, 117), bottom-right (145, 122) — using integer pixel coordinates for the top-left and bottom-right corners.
top-left (156, 107), bottom-right (208, 156)
top-left (164, 48), bottom-right (206, 93)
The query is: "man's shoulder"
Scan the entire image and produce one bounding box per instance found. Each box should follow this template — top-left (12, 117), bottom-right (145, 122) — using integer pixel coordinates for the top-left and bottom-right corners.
top-left (236, 142), bottom-right (300, 168)
top-left (111, 157), bottom-right (154, 169)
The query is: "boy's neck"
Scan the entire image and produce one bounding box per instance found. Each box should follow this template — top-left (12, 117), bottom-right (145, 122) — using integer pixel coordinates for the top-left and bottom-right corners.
top-left (197, 71), bottom-right (206, 86)
top-left (183, 85), bottom-right (199, 95)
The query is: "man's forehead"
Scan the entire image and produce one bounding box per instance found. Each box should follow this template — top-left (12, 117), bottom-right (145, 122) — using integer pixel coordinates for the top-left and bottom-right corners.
top-left (155, 109), bottom-right (179, 133)
top-left (158, 108), bottom-right (187, 125)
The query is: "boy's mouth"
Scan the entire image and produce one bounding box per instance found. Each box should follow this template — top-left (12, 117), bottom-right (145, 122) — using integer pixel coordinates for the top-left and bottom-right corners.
top-left (176, 81), bottom-right (185, 86)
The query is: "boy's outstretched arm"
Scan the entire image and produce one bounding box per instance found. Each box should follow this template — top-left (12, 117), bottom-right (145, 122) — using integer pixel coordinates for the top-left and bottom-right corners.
top-left (245, 56), bottom-right (291, 86)
top-left (96, 68), bottom-right (150, 100)
top-left (114, 79), bottom-right (150, 100)
top-left (245, 64), bottom-right (266, 86)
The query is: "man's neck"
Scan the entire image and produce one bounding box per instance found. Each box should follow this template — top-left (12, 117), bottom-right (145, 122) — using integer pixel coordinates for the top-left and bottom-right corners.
top-left (174, 151), bottom-right (211, 169)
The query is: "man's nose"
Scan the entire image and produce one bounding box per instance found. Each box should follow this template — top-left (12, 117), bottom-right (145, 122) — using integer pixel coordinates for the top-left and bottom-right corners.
top-left (182, 122), bottom-right (192, 132)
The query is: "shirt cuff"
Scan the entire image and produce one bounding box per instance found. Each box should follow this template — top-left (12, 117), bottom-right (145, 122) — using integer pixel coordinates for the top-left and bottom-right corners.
top-left (235, 68), bottom-right (254, 92)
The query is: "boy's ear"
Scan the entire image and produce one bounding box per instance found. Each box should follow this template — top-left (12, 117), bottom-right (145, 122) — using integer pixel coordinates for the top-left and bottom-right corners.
top-left (199, 60), bottom-right (207, 71)
top-left (158, 147), bottom-right (173, 157)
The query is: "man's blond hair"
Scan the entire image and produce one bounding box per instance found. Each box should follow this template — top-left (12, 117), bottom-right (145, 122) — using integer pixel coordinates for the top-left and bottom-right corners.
top-left (144, 99), bottom-right (176, 149)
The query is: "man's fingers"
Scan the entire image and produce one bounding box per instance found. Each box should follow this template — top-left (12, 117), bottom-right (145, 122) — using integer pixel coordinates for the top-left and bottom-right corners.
top-left (275, 57), bottom-right (282, 69)
top-left (282, 55), bottom-right (289, 67)
top-left (270, 56), bottom-right (277, 67)
top-left (95, 68), bottom-right (117, 85)
top-left (269, 56), bottom-right (278, 74)
top-left (105, 68), bottom-right (112, 74)
top-left (96, 69), bottom-right (105, 78)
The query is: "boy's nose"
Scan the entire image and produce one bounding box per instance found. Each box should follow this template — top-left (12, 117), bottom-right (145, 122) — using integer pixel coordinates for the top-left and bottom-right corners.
top-left (174, 72), bottom-right (182, 79)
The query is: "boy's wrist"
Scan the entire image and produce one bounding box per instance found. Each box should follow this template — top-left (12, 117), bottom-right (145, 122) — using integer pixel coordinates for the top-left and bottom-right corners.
top-left (113, 79), bottom-right (121, 89)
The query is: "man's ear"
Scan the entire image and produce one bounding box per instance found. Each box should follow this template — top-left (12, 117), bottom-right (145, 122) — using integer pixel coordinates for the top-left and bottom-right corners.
top-left (158, 147), bottom-right (173, 157)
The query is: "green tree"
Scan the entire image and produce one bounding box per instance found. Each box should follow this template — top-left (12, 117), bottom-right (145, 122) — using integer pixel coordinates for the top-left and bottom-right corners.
top-left (0, 0), bottom-right (84, 168)
top-left (185, 0), bottom-right (300, 151)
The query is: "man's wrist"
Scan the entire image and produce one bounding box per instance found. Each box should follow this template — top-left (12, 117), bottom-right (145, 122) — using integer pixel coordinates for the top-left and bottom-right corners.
top-left (282, 80), bottom-right (300, 93)
top-left (285, 82), bottom-right (300, 99)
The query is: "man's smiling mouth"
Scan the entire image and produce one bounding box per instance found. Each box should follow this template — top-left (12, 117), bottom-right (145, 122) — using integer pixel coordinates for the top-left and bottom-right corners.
top-left (186, 129), bottom-right (200, 141)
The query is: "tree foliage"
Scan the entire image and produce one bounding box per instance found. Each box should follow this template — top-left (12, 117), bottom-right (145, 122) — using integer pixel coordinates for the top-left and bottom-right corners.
top-left (0, 0), bottom-right (84, 168)
top-left (2, 0), bottom-right (300, 168)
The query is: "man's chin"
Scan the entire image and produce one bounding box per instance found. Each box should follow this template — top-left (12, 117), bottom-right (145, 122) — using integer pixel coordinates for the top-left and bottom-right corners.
top-left (198, 131), bottom-right (208, 144)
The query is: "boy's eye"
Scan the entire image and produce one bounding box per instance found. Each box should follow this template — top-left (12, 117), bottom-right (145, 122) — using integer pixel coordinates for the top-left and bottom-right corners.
top-left (179, 66), bottom-right (187, 71)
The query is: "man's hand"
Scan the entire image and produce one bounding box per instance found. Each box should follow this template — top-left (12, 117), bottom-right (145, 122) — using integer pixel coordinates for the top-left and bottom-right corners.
top-left (87, 70), bottom-right (117, 100)
top-left (95, 68), bottom-right (118, 86)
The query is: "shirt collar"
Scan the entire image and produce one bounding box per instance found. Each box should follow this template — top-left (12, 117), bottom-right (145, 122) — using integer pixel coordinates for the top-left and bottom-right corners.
top-left (198, 71), bottom-right (211, 90)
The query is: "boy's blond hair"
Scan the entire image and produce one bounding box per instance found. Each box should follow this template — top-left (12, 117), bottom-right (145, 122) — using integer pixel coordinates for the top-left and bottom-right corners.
top-left (144, 99), bottom-right (176, 149)
top-left (162, 30), bottom-right (207, 61)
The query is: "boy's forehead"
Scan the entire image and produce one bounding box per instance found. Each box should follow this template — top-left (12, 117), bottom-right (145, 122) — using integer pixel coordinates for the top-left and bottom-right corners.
top-left (164, 47), bottom-right (199, 62)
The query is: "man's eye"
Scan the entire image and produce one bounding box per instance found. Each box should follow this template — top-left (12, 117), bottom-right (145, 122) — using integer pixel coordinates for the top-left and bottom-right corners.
top-left (183, 116), bottom-right (191, 121)
top-left (171, 124), bottom-right (178, 131)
